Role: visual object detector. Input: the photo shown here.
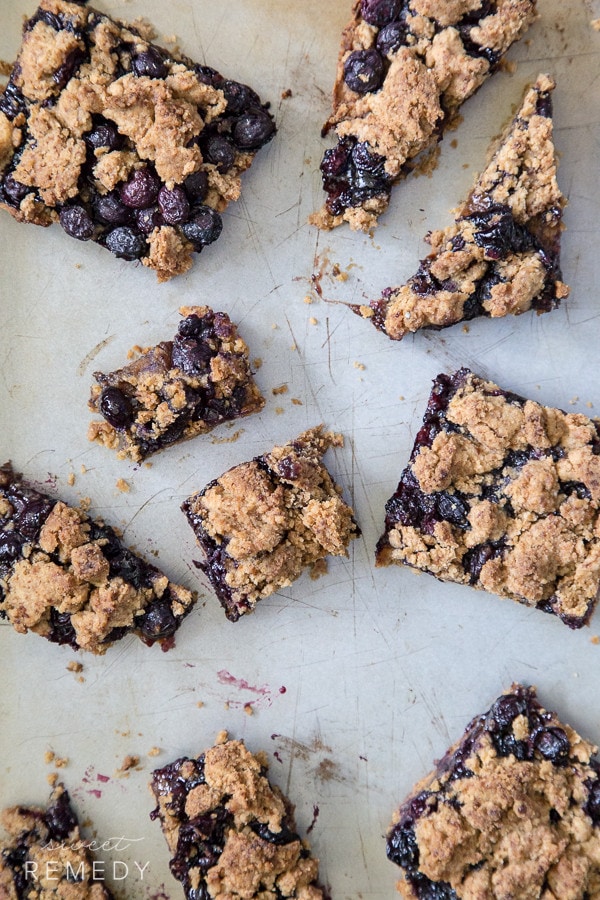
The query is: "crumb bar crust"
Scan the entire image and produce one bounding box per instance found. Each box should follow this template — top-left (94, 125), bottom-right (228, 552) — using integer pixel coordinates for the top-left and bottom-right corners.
top-left (377, 369), bottom-right (600, 628)
top-left (182, 426), bottom-right (360, 621)
top-left (311, 0), bottom-right (537, 232)
top-left (0, 784), bottom-right (113, 900)
top-left (150, 736), bottom-right (326, 900)
top-left (358, 74), bottom-right (568, 339)
top-left (88, 305), bottom-right (264, 462)
top-left (0, 0), bottom-right (275, 281)
top-left (386, 684), bottom-right (600, 899)
top-left (0, 462), bottom-right (194, 652)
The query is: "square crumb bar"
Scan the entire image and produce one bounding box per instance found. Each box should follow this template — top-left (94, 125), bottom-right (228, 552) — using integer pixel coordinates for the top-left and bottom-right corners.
top-left (150, 735), bottom-right (327, 900)
top-left (0, 462), bottom-right (194, 653)
top-left (359, 74), bottom-right (568, 340)
top-left (0, 783), bottom-right (113, 900)
top-left (88, 305), bottom-right (264, 462)
top-left (386, 684), bottom-right (600, 899)
top-left (182, 426), bottom-right (360, 621)
top-left (311, 0), bottom-right (537, 232)
top-left (0, 0), bottom-right (275, 281)
top-left (377, 368), bottom-right (600, 628)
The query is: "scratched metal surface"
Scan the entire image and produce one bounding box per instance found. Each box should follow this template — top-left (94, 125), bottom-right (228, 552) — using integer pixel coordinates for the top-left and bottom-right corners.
top-left (1, 1), bottom-right (600, 897)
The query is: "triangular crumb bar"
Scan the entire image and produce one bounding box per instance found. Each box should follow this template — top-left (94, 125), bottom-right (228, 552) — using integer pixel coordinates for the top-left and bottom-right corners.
top-left (312, 0), bottom-right (537, 231)
top-left (358, 74), bottom-right (568, 339)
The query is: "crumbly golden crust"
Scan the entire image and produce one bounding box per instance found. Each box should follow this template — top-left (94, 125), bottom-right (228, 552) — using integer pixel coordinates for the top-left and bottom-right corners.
top-left (88, 306), bottom-right (264, 462)
top-left (377, 370), bottom-right (600, 627)
top-left (0, 0), bottom-right (274, 280)
top-left (0, 462), bottom-right (195, 653)
top-left (363, 74), bottom-right (567, 340)
top-left (313, 0), bottom-right (537, 230)
top-left (150, 737), bottom-right (326, 900)
top-left (387, 685), bottom-right (600, 899)
top-left (0, 784), bottom-right (113, 900)
top-left (182, 426), bottom-right (360, 620)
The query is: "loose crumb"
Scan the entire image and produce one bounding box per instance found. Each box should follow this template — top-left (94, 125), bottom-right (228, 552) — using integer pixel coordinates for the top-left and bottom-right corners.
top-left (303, 295), bottom-right (314, 305)
top-left (462, 324), bottom-right (470, 333)
top-left (116, 478), bottom-right (130, 493)
top-left (586, 401), bottom-right (594, 409)
top-left (147, 747), bottom-right (161, 757)
top-left (55, 756), bottom-right (68, 769)
top-left (354, 361), bottom-right (366, 370)
top-left (252, 357), bottom-right (263, 369)
top-left (309, 317), bottom-right (318, 325)
top-left (399, 395), bottom-right (405, 401)
top-left (215, 730), bottom-right (228, 745)
top-left (44, 751), bottom-right (55, 765)
top-left (591, 635), bottom-right (600, 645)
top-left (196, 701), bottom-right (204, 709)
top-left (80, 464), bottom-right (87, 475)
top-left (310, 558), bottom-right (328, 580)
top-left (47, 773), bottom-right (59, 787)
top-left (67, 661), bottom-right (84, 673)
top-left (272, 384), bottom-right (289, 396)
top-left (569, 396), bottom-right (580, 405)
top-left (291, 398), bottom-right (303, 406)
top-left (290, 343), bottom-right (297, 351)
top-left (211, 429), bottom-right (243, 445)
top-left (281, 88), bottom-right (292, 99)
top-left (116, 754), bottom-right (140, 776)
top-left (79, 496), bottom-right (92, 511)
top-left (67, 473), bottom-right (75, 486)
top-left (244, 703), bottom-right (254, 716)
top-left (275, 406), bottom-right (284, 415)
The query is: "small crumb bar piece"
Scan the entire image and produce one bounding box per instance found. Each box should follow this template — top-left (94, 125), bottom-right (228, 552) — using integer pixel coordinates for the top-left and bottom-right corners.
top-left (182, 426), bottom-right (360, 621)
top-left (88, 306), bottom-right (264, 462)
top-left (0, 783), bottom-right (113, 900)
top-left (377, 368), bottom-right (600, 628)
top-left (312, 0), bottom-right (536, 232)
top-left (386, 684), bottom-right (600, 899)
top-left (0, 462), bottom-right (194, 653)
top-left (0, 1), bottom-right (275, 281)
top-left (360, 74), bottom-right (568, 340)
top-left (150, 736), bottom-right (326, 900)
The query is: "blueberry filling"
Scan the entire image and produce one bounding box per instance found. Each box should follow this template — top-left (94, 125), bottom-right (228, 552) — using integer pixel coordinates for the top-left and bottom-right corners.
top-left (103, 226), bottom-right (146, 260)
top-left (99, 386), bottom-right (134, 428)
top-left (343, 49), bottom-right (385, 94)
top-left (320, 137), bottom-right (392, 216)
top-left (131, 46), bottom-right (168, 79)
top-left (59, 204), bottom-right (95, 240)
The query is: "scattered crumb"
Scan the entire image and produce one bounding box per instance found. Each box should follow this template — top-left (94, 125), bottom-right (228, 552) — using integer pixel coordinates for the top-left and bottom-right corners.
top-left (79, 497), bottom-right (92, 511)
top-left (450, 138), bottom-right (458, 148)
top-left (252, 357), bottom-right (263, 369)
top-left (196, 701), bottom-right (204, 709)
top-left (272, 384), bottom-right (289, 396)
top-left (47, 773), bottom-right (59, 787)
top-left (291, 398), bottom-right (303, 406)
top-left (399, 395), bottom-right (405, 401)
top-left (127, 344), bottom-right (143, 360)
top-left (67, 661), bottom-right (84, 674)
top-left (44, 750), bottom-right (68, 768)
top-left (116, 755), bottom-right (140, 776)
top-left (309, 317), bottom-right (318, 325)
top-left (591, 635), bottom-right (600, 645)
top-left (271, 323), bottom-right (278, 330)
top-left (144, 462), bottom-right (152, 469)
top-left (67, 472), bottom-right (76, 486)
top-left (462, 324), bottom-right (469, 333)
top-left (147, 747), bottom-right (161, 758)
top-left (44, 751), bottom-right (55, 765)
top-left (211, 429), bottom-right (243, 445)
top-left (569, 396), bottom-right (579, 405)
top-left (74, 263), bottom-right (82, 270)
top-left (303, 295), bottom-right (313, 305)
top-left (281, 88), bottom-right (293, 99)
top-left (244, 703), bottom-right (254, 716)
top-left (504, 59), bottom-right (517, 74)
top-left (224, 701), bottom-right (230, 710)
top-left (215, 730), bottom-right (228, 745)
top-left (354, 361), bottom-right (366, 371)
top-left (290, 343), bottom-right (297, 352)
top-left (310, 558), bottom-right (328, 580)
top-left (275, 406), bottom-right (284, 415)
top-left (162, 33), bottom-right (177, 43)
top-left (116, 478), bottom-right (130, 493)
top-left (462, 163), bottom-right (470, 169)
top-left (358, 305), bottom-right (374, 318)
top-left (80, 464), bottom-right (87, 475)
top-left (586, 401), bottom-right (594, 409)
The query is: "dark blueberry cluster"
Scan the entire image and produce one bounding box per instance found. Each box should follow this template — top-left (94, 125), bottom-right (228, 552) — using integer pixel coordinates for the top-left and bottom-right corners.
top-left (0, 8), bottom-right (275, 270)
top-left (320, 136), bottom-right (392, 216)
top-left (483, 688), bottom-right (572, 765)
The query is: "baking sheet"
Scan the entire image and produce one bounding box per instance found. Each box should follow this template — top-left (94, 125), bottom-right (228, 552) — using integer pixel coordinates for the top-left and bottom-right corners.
top-left (1, 1), bottom-right (600, 897)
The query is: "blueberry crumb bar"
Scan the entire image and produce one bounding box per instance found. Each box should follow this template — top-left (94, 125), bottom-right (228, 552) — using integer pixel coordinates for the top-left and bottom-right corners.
top-left (150, 734), bottom-right (327, 900)
top-left (88, 305), bottom-right (264, 462)
top-left (357, 74), bottom-right (568, 339)
top-left (377, 368), bottom-right (600, 628)
top-left (0, 783), bottom-right (113, 899)
top-left (387, 684), bottom-right (600, 898)
top-left (0, 461), bottom-right (195, 652)
top-left (0, 0), bottom-right (275, 281)
top-left (311, 0), bottom-right (537, 232)
top-left (182, 426), bottom-right (360, 621)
